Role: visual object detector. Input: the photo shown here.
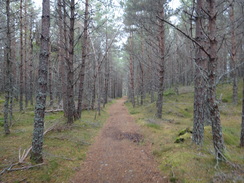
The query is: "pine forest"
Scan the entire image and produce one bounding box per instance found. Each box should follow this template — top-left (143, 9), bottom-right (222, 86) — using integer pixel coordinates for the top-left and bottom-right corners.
top-left (0, 0), bottom-right (243, 182)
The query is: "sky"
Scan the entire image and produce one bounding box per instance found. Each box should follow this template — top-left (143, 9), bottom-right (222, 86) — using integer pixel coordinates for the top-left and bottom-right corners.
top-left (33, 0), bottom-right (41, 9)
top-left (32, 0), bottom-right (181, 46)
top-left (169, 0), bottom-right (181, 10)
top-left (33, 0), bottom-right (181, 11)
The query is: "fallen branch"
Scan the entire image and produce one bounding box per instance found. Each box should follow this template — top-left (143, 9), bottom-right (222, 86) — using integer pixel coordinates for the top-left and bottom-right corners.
top-left (8, 163), bottom-right (45, 172)
top-left (0, 120), bottom-right (62, 177)
top-left (0, 163), bottom-right (18, 175)
top-left (19, 147), bottom-right (32, 163)
top-left (18, 122), bottom-right (58, 163)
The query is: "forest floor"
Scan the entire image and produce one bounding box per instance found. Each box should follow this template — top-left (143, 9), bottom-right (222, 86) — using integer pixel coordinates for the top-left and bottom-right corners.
top-left (124, 83), bottom-right (244, 183)
top-left (0, 83), bottom-right (243, 183)
top-left (72, 97), bottom-right (168, 183)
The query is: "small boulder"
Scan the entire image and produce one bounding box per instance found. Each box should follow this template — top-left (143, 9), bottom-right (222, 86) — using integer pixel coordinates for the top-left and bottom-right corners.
top-left (175, 128), bottom-right (192, 143)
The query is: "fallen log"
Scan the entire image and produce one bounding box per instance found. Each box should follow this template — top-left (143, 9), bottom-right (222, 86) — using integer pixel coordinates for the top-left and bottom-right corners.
top-left (45, 109), bottom-right (64, 113)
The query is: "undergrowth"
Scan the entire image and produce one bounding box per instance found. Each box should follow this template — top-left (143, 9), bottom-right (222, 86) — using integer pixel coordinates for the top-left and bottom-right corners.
top-left (126, 83), bottom-right (244, 183)
top-left (0, 101), bottom-right (111, 183)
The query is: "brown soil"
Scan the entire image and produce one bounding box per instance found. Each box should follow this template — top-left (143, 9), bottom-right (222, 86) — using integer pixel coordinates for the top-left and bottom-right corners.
top-left (72, 98), bottom-right (168, 183)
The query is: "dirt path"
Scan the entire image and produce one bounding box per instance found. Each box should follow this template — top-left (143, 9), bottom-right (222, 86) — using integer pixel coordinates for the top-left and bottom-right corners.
top-left (72, 98), bottom-right (168, 183)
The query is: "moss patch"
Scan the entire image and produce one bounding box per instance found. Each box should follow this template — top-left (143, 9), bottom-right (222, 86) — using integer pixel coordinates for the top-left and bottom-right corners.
top-left (125, 82), bottom-right (243, 182)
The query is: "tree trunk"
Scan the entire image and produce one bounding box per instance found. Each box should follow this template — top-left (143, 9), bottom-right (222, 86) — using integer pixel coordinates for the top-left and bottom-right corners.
top-left (4, 0), bottom-right (11, 135)
top-left (19, 0), bottom-right (24, 111)
top-left (29, 15), bottom-right (34, 106)
top-left (65, 0), bottom-right (76, 124)
top-left (240, 77), bottom-right (244, 147)
top-left (208, 0), bottom-right (225, 160)
top-left (48, 44), bottom-right (53, 106)
top-left (148, 47), bottom-right (155, 103)
top-left (77, 0), bottom-right (89, 118)
top-left (139, 41), bottom-right (144, 105)
top-left (103, 56), bottom-right (109, 107)
top-left (103, 17), bottom-right (109, 108)
top-left (230, 2), bottom-right (238, 105)
top-left (24, 0), bottom-right (28, 108)
top-left (156, 6), bottom-right (165, 119)
top-left (97, 68), bottom-right (102, 116)
top-left (11, 25), bottom-right (17, 104)
top-left (57, 0), bottom-right (67, 116)
top-left (31, 0), bottom-right (50, 163)
top-left (192, 0), bottom-right (206, 145)
top-left (129, 33), bottom-right (135, 108)
top-left (91, 59), bottom-right (96, 110)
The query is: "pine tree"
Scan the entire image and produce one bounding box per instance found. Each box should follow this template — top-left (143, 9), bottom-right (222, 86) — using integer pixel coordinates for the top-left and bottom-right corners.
top-left (31, 0), bottom-right (50, 163)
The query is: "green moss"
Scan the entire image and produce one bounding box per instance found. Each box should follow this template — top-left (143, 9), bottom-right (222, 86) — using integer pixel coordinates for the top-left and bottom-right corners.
top-left (174, 133), bottom-right (191, 143)
top-left (164, 89), bottom-right (176, 96)
top-left (0, 118), bottom-right (3, 127)
top-left (170, 177), bottom-right (178, 183)
top-left (222, 98), bottom-right (228, 103)
top-left (0, 99), bottom-right (111, 183)
top-left (129, 110), bottom-right (139, 115)
top-left (179, 108), bottom-right (192, 118)
top-left (178, 127), bottom-right (192, 136)
top-left (0, 99), bottom-right (5, 104)
top-left (124, 82), bottom-right (243, 183)
top-left (146, 123), bottom-right (160, 129)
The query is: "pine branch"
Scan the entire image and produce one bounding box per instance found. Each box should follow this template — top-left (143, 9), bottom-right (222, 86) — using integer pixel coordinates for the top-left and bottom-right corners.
top-left (156, 16), bottom-right (210, 58)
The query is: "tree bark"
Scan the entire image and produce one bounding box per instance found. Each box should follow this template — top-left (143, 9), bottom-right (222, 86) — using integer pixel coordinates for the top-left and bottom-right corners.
top-left (57, 0), bottom-right (67, 116)
top-left (156, 6), bottom-right (165, 119)
top-left (48, 44), bottom-right (53, 106)
top-left (103, 16), bottom-right (109, 107)
top-left (129, 33), bottom-right (135, 108)
top-left (24, 0), bottom-right (29, 108)
top-left (65, 0), bottom-right (76, 124)
top-left (91, 59), bottom-right (96, 110)
top-left (4, 0), bottom-right (11, 135)
top-left (230, 2), bottom-right (238, 105)
top-left (208, 0), bottom-right (225, 160)
top-left (19, 0), bottom-right (24, 111)
top-left (77, 0), bottom-right (89, 118)
top-left (192, 0), bottom-right (206, 145)
top-left (139, 41), bottom-right (144, 106)
top-left (240, 77), bottom-right (244, 147)
top-left (147, 46), bottom-right (155, 103)
top-left (30, 0), bottom-right (50, 163)
top-left (29, 14), bottom-right (34, 106)
top-left (103, 55), bottom-right (109, 107)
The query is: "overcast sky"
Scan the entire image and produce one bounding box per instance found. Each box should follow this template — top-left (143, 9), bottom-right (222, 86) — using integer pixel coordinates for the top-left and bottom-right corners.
top-left (33, 0), bottom-right (181, 10)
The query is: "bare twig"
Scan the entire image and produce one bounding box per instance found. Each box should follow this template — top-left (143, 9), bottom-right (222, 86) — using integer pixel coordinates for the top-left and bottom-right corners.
top-left (8, 163), bottom-right (45, 172)
top-left (156, 16), bottom-right (210, 58)
top-left (0, 163), bottom-right (18, 175)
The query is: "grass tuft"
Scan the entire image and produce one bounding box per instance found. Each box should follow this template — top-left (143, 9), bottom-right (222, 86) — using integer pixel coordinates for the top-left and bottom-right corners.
top-left (146, 123), bottom-right (161, 129)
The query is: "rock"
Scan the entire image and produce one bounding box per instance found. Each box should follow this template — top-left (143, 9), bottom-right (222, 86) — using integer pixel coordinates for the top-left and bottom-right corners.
top-left (174, 132), bottom-right (192, 143)
top-left (178, 127), bottom-right (192, 136)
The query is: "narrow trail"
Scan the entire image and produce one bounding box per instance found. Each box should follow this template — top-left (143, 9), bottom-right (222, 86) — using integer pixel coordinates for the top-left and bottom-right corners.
top-left (72, 98), bottom-right (168, 183)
